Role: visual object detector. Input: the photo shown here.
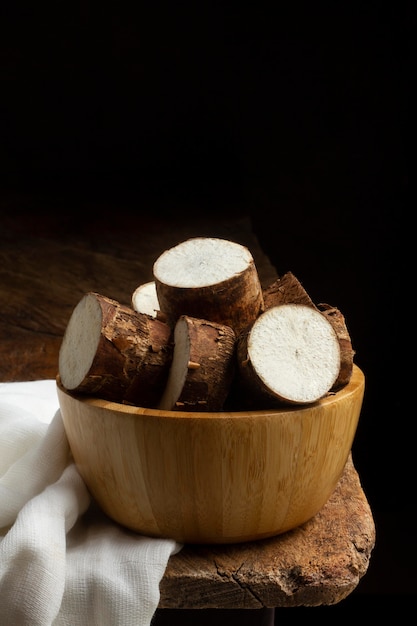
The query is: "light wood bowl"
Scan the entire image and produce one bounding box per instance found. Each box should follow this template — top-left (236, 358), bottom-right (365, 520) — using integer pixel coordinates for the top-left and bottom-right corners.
top-left (57, 365), bottom-right (365, 544)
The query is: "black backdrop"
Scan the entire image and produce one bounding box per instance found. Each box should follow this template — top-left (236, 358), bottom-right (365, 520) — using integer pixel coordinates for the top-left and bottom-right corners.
top-left (1, 2), bottom-right (410, 603)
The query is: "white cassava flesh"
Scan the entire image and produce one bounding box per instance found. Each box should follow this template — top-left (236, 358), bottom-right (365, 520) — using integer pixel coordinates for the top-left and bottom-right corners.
top-left (131, 281), bottom-right (160, 318)
top-left (158, 316), bottom-right (191, 411)
top-left (153, 237), bottom-right (254, 287)
top-left (242, 304), bottom-right (341, 405)
top-left (59, 293), bottom-right (103, 390)
top-left (263, 272), bottom-right (354, 391)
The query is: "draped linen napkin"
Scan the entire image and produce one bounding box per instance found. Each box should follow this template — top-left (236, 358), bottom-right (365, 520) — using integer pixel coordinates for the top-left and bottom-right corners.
top-left (0, 380), bottom-right (182, 626)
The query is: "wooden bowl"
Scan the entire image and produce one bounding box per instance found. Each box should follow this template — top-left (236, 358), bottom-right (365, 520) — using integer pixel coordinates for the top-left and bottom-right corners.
top-left (57, 365), bottom-right (365, 544)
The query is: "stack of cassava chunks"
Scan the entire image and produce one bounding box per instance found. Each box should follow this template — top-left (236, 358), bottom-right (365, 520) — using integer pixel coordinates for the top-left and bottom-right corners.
top-left (59, 237), bottom-right (355, 411)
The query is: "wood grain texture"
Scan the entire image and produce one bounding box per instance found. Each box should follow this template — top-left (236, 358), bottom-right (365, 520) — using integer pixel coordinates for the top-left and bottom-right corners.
top-left (57, 365), bottom-right (365, 544)
top-left (160, 454), bottom-right (375, 608)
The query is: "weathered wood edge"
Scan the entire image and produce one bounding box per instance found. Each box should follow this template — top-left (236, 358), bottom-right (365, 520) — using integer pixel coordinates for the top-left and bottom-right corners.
top-left (159, 454), bottom-right (376, 609)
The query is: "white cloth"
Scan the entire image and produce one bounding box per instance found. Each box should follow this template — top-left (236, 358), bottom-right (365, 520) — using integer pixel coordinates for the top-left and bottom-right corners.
top-left (0, 381), bottom-right (182, 626)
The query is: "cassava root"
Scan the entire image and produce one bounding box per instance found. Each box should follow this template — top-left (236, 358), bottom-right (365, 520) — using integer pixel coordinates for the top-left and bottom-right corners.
top-left (59, 237), bottom-right (356, 410)
top-left (59, 292), bottom-right (173, 406)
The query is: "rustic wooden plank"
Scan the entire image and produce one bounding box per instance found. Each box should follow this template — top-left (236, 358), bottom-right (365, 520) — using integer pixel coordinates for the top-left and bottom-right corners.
top-left (159, 455), bottom-right (375, 608)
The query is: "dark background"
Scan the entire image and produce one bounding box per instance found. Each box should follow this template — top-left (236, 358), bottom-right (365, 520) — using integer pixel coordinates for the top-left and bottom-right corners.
top-left (1, 1), bottom-right (410, 611)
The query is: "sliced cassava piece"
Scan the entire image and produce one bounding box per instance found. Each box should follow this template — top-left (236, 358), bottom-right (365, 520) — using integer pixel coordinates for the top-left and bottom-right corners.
top-left (131, 280), bottom-right (165, 321)
top-left (237, 303), bottom-right (341, 406)
top-left (263, 273), bottom-right (354, 392)
top-left (263, 271), bottom-right (317, 309)
top-left (318, 302), bottom-right (355, 390)
top-left (59, 292), bottom-right (173, 406)
top-left (153, 237), bottom-right (264, 335)
top-left (158, 315), bottom-right (236, 411)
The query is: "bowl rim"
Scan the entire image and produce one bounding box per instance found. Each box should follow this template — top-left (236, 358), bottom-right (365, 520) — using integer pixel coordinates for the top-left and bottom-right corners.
top-left (56, 364), bottom-right (364, 420)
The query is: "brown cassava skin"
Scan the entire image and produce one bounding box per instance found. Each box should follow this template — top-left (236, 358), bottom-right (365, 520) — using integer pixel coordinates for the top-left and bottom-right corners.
top-left (154, 259), bottom-right (264, 336)
top-left (60, 293), bottom-right (173, 406)
top-left (318, 303), bottom-right (355, 390)
top-left (168, 316), bottom-right (236, 412)
top-left (263, 271), bottom-right (317, 309)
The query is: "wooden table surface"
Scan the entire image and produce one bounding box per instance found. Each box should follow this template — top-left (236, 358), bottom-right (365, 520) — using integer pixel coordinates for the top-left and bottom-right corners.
top-left (0, 196), bottom-right (375, 611)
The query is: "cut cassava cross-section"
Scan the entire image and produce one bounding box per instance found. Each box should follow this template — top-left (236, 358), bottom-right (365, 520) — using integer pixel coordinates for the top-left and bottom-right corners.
top-left (237, 303), bottom-right (341, 406)
top-left (58, 292), bottom-right (173, 406)
top-left (263, 272), bottom-right (354, 391)
top-left (131, 281), bottom-right (165, 320)
top-left (158, 315), bottom-right (236, 411)
top-left (153, 237), bottom-right (264, 335)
